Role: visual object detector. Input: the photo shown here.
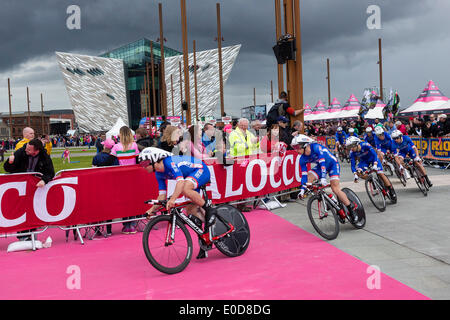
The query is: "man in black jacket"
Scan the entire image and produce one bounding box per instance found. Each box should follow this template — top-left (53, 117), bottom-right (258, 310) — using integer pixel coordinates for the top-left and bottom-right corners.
top-left (433, 114), bottom-right (450, 137)
top-left (4, 139), bottom-right (55, 240)
top-left (136, 128), bottom-right (154, 152)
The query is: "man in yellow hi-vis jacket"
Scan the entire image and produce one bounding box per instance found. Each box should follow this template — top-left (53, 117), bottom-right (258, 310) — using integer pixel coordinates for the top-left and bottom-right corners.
top-left (229, 118), bottom-right (259, 157)
top-left (15, 127), bottom-right (35, 151)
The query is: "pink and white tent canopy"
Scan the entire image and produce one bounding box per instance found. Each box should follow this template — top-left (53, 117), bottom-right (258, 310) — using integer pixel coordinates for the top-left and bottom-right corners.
top-left (319, 98), bottom-right (343, 120)
top-left (338, 94), bottom-right (362, 119)
top-left (308, 100), bottom-right (328, 121)
top-left (400, 80), bottom-right (450, 115)
top-left (365, 100), bottom-right (387, 120)
top-left (303, 103), bottom-right (312, 116)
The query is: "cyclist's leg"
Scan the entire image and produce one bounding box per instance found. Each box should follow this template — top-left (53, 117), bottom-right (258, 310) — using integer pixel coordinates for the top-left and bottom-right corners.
top-left (329, 161), bottom-right (350, 207)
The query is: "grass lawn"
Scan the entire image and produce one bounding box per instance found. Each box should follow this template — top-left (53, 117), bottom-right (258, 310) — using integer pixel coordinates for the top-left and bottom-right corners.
top-left (0, 156), bottom-right (94, 175)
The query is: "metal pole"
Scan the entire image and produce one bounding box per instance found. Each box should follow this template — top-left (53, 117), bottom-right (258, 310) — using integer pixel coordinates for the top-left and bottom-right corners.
top-left (193, 40), bottom-right (199, 122)
top-left (41, 93), bottom-right (45, 135)
top-left (378, 38), bottom-right (384, 101)
top-left (254, 88), bottom-right (256, 106)
top-left (171, 74), bottom-right (175, 116)
top-left (145, 63), bottom-right (152, 128)
top-left (283, 0), bottom-right (297, 112)
top-left (26, 87), bottom-right (31, 127)
top-left (216, 3), bottom-right (225, 117)
top-left (294, 0), bottom-right (304, 125)
top-left (270, 80), bottom-right (274, 103)
top-left (275, 0), bottom-right (284, 95)
top-left (180, 0), bottom-right (191, 126)
top-left (327, 58), bottom-right (331, 106)
top-left (8, 78), bottom-right (12, 139)
top-left (179, 60), bottom-right (184, 123)
top-left (159, 3), bottom-right (167, 116)
top-left (151, 41), bottom-right (157, 121)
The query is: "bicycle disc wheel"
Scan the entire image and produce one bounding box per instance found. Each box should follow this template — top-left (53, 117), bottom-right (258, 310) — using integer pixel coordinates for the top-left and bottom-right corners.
top-left (365, 177), bottom-right (386, 212)
top-left (307, 195), bottom-right (340, 240)
top-left (213, 205), bottom-right (250, 257)
top-left (411, 166), bottom-right (427, 196)
top-left (342, 188), bottom-right (366, 229)
top-left (142, 215), bottom-right (193, 274)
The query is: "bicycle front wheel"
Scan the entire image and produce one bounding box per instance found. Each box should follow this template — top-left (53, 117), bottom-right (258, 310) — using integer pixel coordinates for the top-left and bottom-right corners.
top-left (142, 215), bottom-right (193, 274)
top-left (342, 188), bottom-right (366, 229)
top-left (307, 195), bottom-right (340, 240)
top-left (365, 177), bottom-right (386, 212)
top-left (411, 166), bottom-right (428, 196)
top-left (213, 205), bottom-right (250, 257)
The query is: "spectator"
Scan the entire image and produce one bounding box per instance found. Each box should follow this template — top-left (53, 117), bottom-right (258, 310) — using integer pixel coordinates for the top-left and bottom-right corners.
top-left (387, 120), bottom-right (397, 135)
top-left (15, 127), bottom-right (35, 151)
top-left (266, 91), bottom-right (304, 128)
top-left (4, 139), bottom-right (55, 241)
top-left (202, 123), bottom-right (217, 155)
top-left (396, 121), bottom-right (407, 135)
top-left (159, 125), bottom-right (183, 153)
top-left (95, 134), bottom-right (106, 153)
top-left (229, 118), bottom-right (258, 156)
top-left (260, 124), bottom-right (287, 154)
top-left (0, 144), bottom-right (4, 162)
top-left (135, 128), bottom-right (153, 152)
top-left (410, 118), bottom-right (424, 136)
top-left (277, 116), bottom-right (293, 147)
top-left (290, 120), bottom-right (303, 138)
top-left (92, 138), bottom-right (118, 237)
top-left (62, 147), bottom-right (71, 164)
top-left (423, 121), bottom-right (433, 138)
top-left (92, 138), bottom-right (119, 167)
top-left (111, 126), bottom-right (140, 234)
top-left (433, 114), bottom-right (450, 137)
top-left (182, 125), bottom-right (212, 159)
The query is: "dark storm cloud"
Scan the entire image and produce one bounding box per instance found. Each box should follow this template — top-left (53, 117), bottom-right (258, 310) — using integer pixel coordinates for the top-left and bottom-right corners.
top-left (0, 0), bottom-right (430, 73)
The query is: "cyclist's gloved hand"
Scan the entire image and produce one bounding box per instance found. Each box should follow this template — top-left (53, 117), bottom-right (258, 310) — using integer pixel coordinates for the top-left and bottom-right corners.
top-left (373, 163), bottom-right (378, 171)
top-left (298, 187), bottom-right (306, 199)
top-left (320, 178), bottom-right (327, 186)
top-left (414, 156), bottom-right (421, 162)
top-left (354, 173), bottom-right (359, 182)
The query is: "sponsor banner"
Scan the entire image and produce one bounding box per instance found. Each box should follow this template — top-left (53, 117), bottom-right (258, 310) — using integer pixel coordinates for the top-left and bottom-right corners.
top-left (401, 136), bottom-right (450, 162)
top-left (326, 137), bottom-right (337, 152)
top-left (0, 152), bottom-right (303, 233)
top-left (316, 136), bottom-right (327, 148)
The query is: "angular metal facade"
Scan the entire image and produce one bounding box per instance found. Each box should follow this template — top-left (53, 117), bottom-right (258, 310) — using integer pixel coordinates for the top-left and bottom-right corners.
top-left (55, 52), bottom-right (129, 133)
top-left (164, 45), bottom-right (241, 120)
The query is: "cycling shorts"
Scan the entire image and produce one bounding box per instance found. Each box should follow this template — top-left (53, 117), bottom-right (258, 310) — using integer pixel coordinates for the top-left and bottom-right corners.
top-left (184, 164), bottom-right (211, 192)
top-left (397, 147), bottom-right (417, 160)
top-left (357, 157), bottom-right (384, 174)
top-left (310, 159), bottom-right (341, 181)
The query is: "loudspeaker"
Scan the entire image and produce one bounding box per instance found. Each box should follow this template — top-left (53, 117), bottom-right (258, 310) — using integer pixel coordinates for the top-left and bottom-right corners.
top-left (273, 38), bottom-right (296, 64)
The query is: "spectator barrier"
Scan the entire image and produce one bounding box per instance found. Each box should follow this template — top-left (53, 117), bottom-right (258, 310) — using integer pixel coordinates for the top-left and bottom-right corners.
top-left (0, 151), bottom-right (305, 243)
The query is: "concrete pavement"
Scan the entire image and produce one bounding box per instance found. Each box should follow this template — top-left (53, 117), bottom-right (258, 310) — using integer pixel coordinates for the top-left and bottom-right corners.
top-left (270, 163), bottom-right (450, 299)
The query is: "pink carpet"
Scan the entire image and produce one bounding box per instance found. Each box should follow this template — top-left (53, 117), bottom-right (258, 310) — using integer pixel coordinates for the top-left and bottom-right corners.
top-left (0, 210), bottom-right (428, 300)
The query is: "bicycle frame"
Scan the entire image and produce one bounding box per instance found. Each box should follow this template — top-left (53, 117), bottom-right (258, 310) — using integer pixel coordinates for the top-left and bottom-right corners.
top-left (147, 200), bottom-right (235, 246)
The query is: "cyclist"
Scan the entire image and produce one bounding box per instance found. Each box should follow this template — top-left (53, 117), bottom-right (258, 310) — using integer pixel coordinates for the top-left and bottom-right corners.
top-left (346, 136), bottom-right (396, 200)
top-left (292, 135), bottom-right (359, 222)
top-left (335, 127), bottom-right (347, 157)
top-left (391, 130), bottom-right (432, 187)
top-left (348, 128), bottom-right (358, 137)
top-left (364, 127), bottom-right (377, 148)
top-left (138, 147), bottom-right (217, 259)
top-left (374, 126), bottom-right (396, 172)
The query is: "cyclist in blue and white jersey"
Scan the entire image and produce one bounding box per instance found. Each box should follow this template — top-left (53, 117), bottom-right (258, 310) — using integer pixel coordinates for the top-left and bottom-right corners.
top-left (363, 127), bottom-right (377, 148)
top-left (346, 136), bottom-right (396, 200)
top-left (138, 147), bottom-right (216, 259)
top-left (292, 135), bottom-right (359, 222)
top-left (391, 130), bottom-right (432, 187)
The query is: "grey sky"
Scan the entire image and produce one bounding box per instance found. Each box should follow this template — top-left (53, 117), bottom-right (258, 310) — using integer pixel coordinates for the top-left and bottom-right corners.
top-left (1, 0), bottom-right (450, 119)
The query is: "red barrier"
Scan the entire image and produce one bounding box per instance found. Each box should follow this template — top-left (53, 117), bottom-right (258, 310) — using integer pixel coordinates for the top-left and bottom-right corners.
top-left (0, 151), bottom-right (303, 234)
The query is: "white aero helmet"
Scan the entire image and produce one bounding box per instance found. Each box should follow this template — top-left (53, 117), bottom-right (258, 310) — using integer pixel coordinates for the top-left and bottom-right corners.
top-left (138, 147), bottom-right (173, 165)
top-left (366, 127), bottom-right (373, 133)
top-left (291, 134), bottom-right (314, 149)
top-left (337, 126), bottom-right (343, 132)
top-left (391, 129), bottom-right (403, 140)
top-left (374, 126), bottom-right (384, 136)
top-left (345, 136), bottom-right (361, 148)
top-left (348, 128), bottom-right (355, 133)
